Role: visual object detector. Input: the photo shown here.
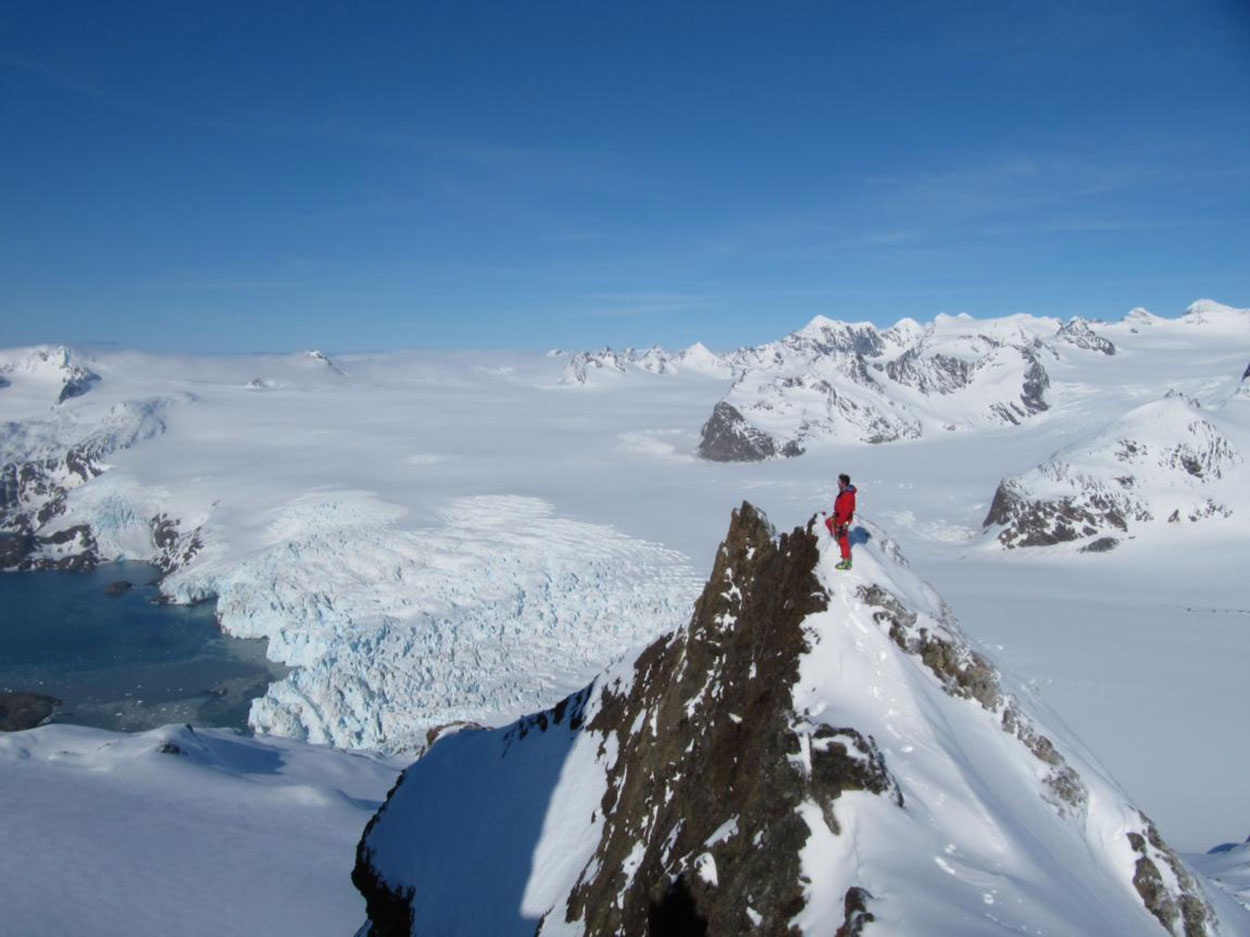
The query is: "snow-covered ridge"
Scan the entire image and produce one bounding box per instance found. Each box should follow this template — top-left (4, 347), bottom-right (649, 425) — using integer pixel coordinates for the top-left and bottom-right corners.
top-left (1, 394), bottom-right (184, 570)
top-left (697, 312), bottom-right (1075, 458)
top-left (0, 344), bottom-right (101, 412)
top-left (554, 301), bottom-right (1245, 459)
top-left (559, 342), bottom-right (733, 385)
top-left (352, 505), bottom-right (1245, 935)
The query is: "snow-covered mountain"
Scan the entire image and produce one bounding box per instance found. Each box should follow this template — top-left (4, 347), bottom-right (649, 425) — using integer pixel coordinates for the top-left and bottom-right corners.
top-left (352, 504), bottom-right (1247, 936)
top-left (983, 349), bottom-right (1250, 552)
top-left (695, 312), bottom-right (1069, 458)
top-left (2, 300), bottom-right (1248, 848)
top-left (3, 301), bottom-right (1250, 936)
top-left (559, 342), bottom-right (733, 385)
top-left (693, 300), bottom-right (1250, 460)
top-left (0, 344), bottom-right (101, 412)
top-left (0, 375), bottom-right (184, 570)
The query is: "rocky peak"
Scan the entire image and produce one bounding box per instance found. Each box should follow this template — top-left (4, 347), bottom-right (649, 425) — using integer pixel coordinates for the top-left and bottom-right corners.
top-left (1056, 317), bottom-right (1117, 355)
top-left (351, 504), bottom-right (1232, 936)
top-left (785, 317), bottom-right (885, 359)
top-left (303, 349), bottom-right (347, 375)
top-left (697, 402), bottom-right (802, 462)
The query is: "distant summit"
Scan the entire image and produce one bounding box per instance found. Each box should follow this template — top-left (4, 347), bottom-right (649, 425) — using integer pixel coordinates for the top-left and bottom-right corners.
top-left (0, 344), bottom-right (101, 406)
top-left (983, 369), bottom-right (1248, 551)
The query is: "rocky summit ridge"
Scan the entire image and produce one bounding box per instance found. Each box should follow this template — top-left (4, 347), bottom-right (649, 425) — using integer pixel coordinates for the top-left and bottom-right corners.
top-left (351, 504), bottom-right (1241, 936)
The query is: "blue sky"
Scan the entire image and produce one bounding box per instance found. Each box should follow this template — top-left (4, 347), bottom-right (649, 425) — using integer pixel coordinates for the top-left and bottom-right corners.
top-left (2, 0), bottom-right (1249, 352)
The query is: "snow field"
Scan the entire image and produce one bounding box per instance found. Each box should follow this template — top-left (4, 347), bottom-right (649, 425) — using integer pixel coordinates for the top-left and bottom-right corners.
top-left (2, 300), bottom-right (1248, 860)
top-left (0, 723), bottom-right (404, 937)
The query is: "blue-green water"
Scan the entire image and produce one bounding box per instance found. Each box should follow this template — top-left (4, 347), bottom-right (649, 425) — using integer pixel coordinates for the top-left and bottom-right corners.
top-left (0, 562), bottom-right (286, 732)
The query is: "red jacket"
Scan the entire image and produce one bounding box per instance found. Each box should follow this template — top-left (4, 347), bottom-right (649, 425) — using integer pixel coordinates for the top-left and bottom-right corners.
top-left (832, 485), bottom-right (856, 526)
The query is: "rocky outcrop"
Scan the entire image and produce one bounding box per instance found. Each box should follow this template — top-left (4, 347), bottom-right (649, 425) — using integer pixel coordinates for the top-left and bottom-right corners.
top-left (1056, 317), bottom-right (1116, 355)
top-left (0, 397), bottom-right (177, 570)
top-left (55, 363), bottom-right (101, 403)
top-left (150, 513), bottom-right (203, 574)
top-left (0, 442), bottom-right (107, 570)
top-left (557, 506), bottom-right (879, 936)
top-left (305, 349), bottom-right (347, 375)
top-left (983, 477), bottom-right (1134, 548)
top-left (561, 349), bottom-right (630, 386)
top-left (351, 504), bottom-right (1230, 936)
top-left (697, 402), bottom-right (789, 462)
top-left (1127, 818), bottom-right (1217, 937)
top-left (1234, 362), bottom-right (1250, 401)
top-left (0, 692), bottom-right (61, 731)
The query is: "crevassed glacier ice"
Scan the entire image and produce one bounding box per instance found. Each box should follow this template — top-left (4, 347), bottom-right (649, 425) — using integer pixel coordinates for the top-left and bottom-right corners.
top-left (163, 492), bottom-right (702, 751)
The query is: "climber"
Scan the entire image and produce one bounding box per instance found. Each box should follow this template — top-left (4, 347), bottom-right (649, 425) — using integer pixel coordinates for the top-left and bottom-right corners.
top-left (824, 473), bottom-right (857, 570)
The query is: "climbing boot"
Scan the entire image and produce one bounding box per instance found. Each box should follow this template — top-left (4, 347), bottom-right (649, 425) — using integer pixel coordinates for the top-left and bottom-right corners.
top-left (835, 558), bottom-right (852, 571)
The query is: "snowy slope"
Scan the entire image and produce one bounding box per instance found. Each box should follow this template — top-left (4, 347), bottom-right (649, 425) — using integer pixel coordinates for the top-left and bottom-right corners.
top-left (1192, 838), bottom-right (1250, 915)
top-left (0, 344), bottom-right (101, 415)
top-left (0, 723), bottom-right (403, 937)
top-left (353, 505), bottom-right (1248, 936)
top-left (2, 299), bottom-right (1248, 856)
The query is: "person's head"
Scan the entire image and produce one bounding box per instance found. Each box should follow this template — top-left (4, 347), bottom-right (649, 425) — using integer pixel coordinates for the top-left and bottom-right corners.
top-left (838, 473), bottom-right (851, 490)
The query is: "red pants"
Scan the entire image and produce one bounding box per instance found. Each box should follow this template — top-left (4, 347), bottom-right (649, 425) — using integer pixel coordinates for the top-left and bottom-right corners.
top-left (825, 516), bottom-right (851, 559)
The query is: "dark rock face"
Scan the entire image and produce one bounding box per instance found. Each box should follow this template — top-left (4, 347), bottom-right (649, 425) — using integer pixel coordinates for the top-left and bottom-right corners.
top-left (884, 349), bottom-right (975, 396)
top-left (352, 773), bottom-right (417, 937)
top-left (1019, 351), bottom-right (1050, 413)
top-left (150, 514), bottom-right (203, 574)
top-left (1057, 318), bottom-right (1116, 356)
top-left (562, 506), bottom-right (890, 936)
top-left (55, 365), bottom-right (101, 404)
top-left (0, 692), bottom-right (61, 731)
top-left (1079, 537), bottom-right (1119, 553)
top-left (989, 351), bottom-right (1051, 426)
top-left (834, 887), bottom-right (874, 937)
top-left (1128, 821), bottom-right (1217, 937)
top-left (982, 479), bottom-right (1130, 548)
top-left (2, 396), bottom-right (175, 571)
top-left (0, 439), bottom-right (108, 570)
top-left (697, 402), bottom-right (781, 462)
